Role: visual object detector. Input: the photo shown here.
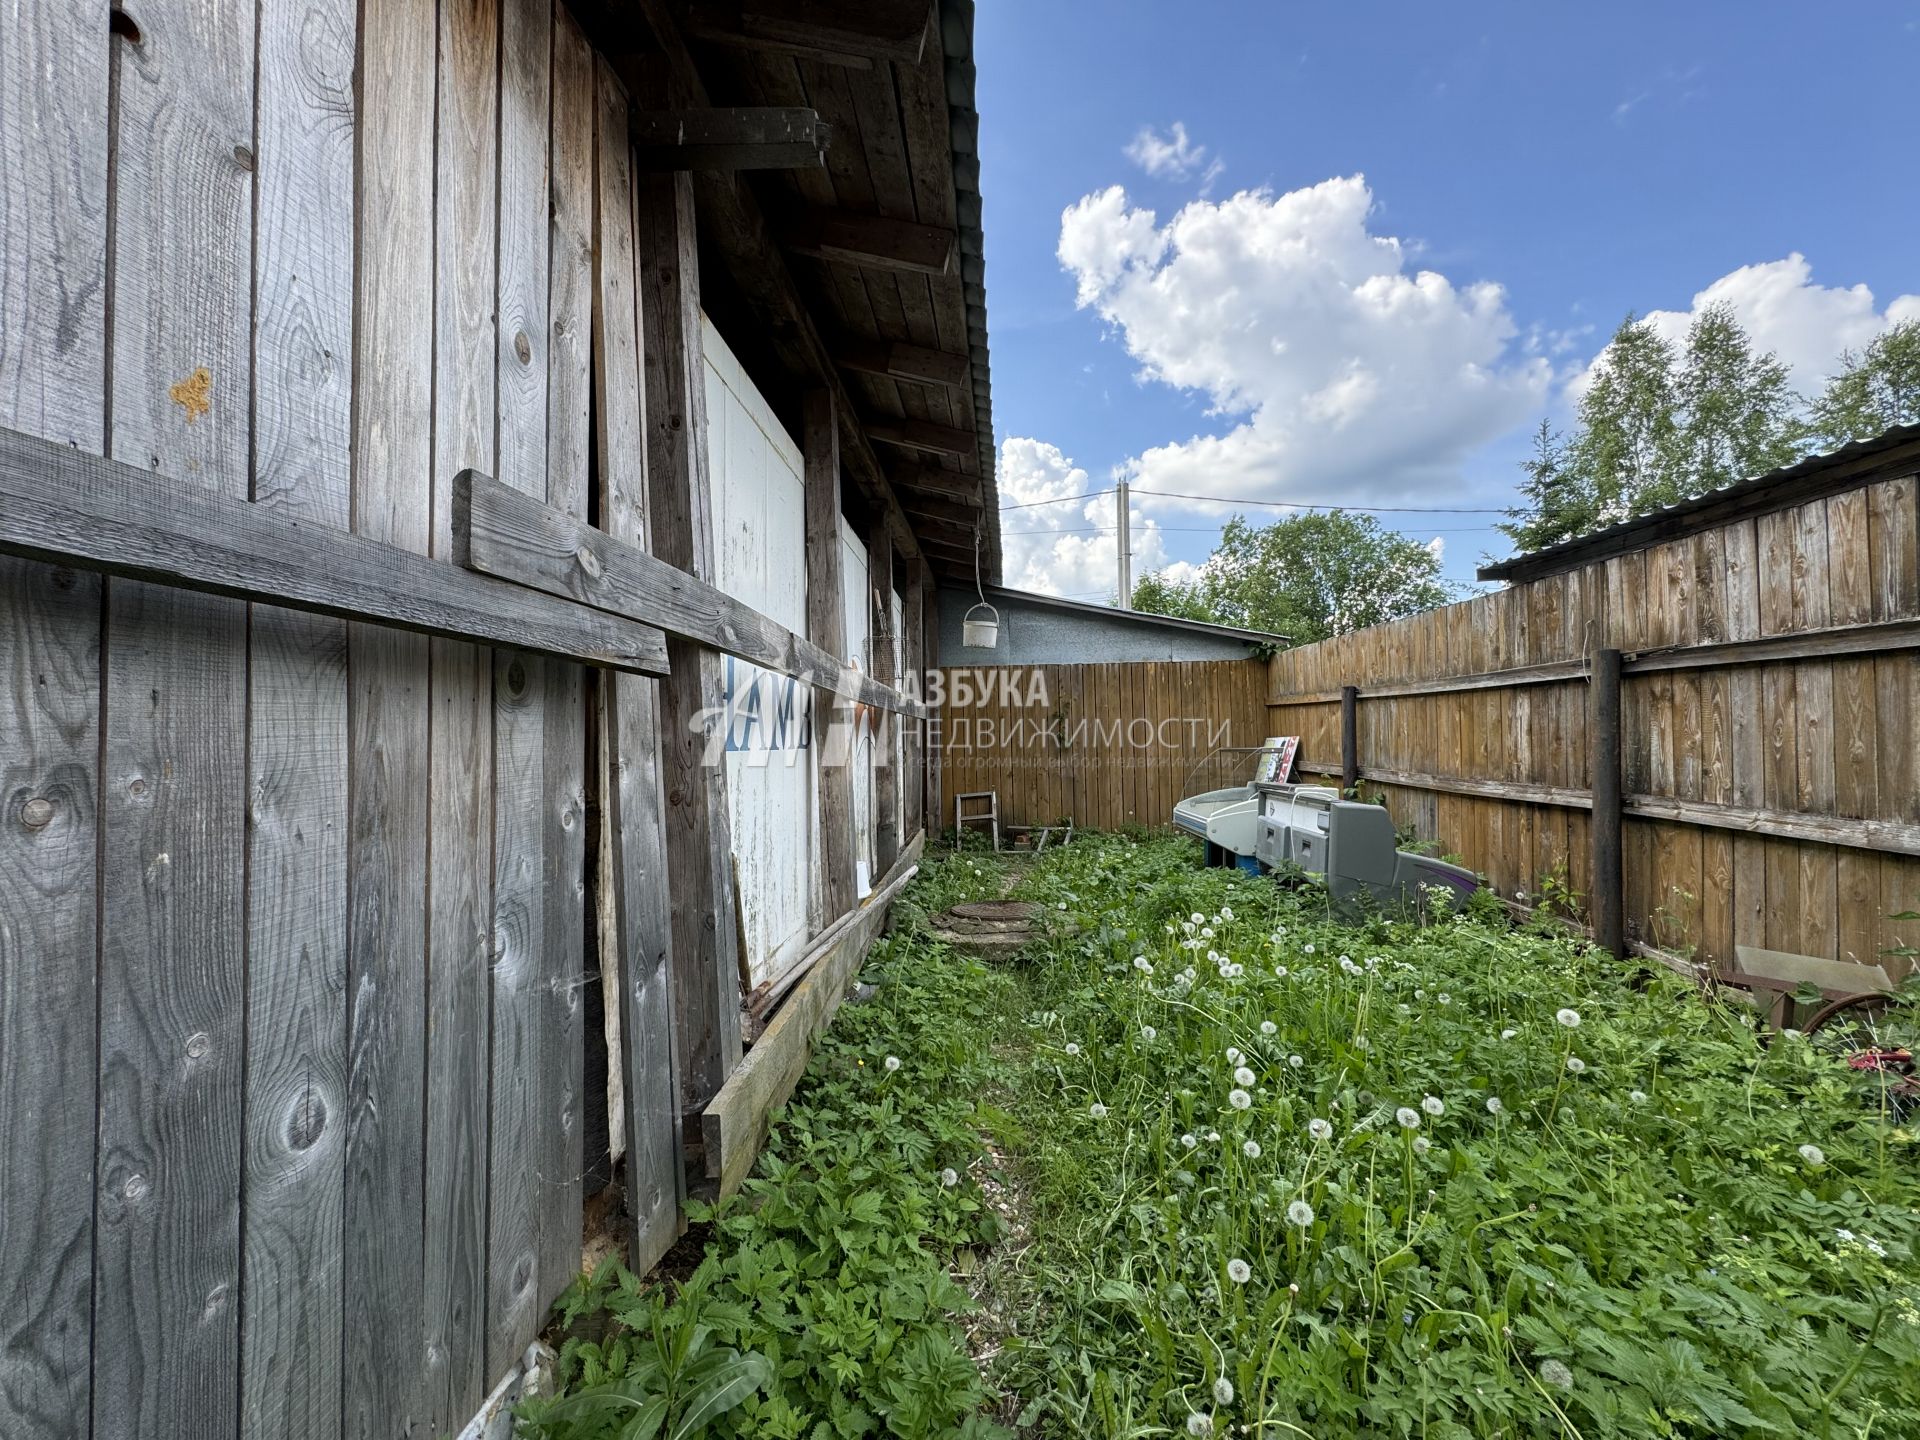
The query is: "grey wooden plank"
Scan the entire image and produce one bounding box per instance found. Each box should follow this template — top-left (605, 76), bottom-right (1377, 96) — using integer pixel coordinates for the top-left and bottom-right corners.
top-left (238, 0), bottom-right (357, 1433)
top-left (0, 4), bottom-right (108, 1434)
top-left (425, 0), bottom-right (501, 1423)
top-left (806, 389), bottom-right (857, 920)
top-left (869, 526), bottom-right (900, 872)
top-left (342, 0), bottom-right (436, 1430)
top-left (486, 0), bottom-right (555, 1384)
top-left (455, 469), bottom-right (922, 714)
top-left (638, 164), bottom-right (744, 1115)
top-left (539, 2), bottom-right (596, 1305)
top-left (596, 58), bottom-right (684, 1274)
top-left (0, 426), bottom-right (669, 674)
top-left (93, 3), bottom-right (254, 1433)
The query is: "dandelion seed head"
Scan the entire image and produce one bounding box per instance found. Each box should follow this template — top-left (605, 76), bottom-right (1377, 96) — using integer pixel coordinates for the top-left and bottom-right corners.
top-left (1288, 1054), bottom-right (1304, 1069)
top-left (1413, 1136), bottom-right (1431, 1155)
top-left (1226, 1258), bottom-right (1251, 1284)
top-left (1260, 1020), bottom-right (1277, 1036)
top-left (1064, 1042), bottom-right (1080, 1056)
top-left (1186, 1412), bottom-right (1214, 1437)
top-left (1500, 1028), bottom-right (1518, 1041)
top-left (1798, 1143), bottom-right (1825, 1166)
top-left (1190, 912), bottom-right (1206, 925)
top-left (1629, 1089), bottom-right (1648, 1103)
top-left (1566, 1056), bottom-right (1586, 1074)
top-left (1287, 1199), bottom-right (1315, 1228)
top-left (1220, 906), bottom-right (1234, 921)
top-left (1539, 1359), bottom-right (1574, 1391)
top-left (1228, 1089), bottom-right (1252, 1111)
top-left (1308, 1118), bottom-right (1333, 1141)
top-left (1234, 1066), bottom-right (1256, 1087)
top-left (1089, 1102), bottom-right (1107, 1119)
top-left (884, 1055), bottom-right (901, 1072)
top-left (1213, 1377), bottom-right (1234, 1405)
top-left (1226, 1047), bottom-right (1243, 1064)
top-left (1274, 965), bottom-right (1289, 979)
top-left (940, 1167), bottom-right (959, 1188)
top-left (1140, 1025), bottom-right (1157, 1042)
top-left (1207, 1129), bottom-right (1220, 1142)
top-left (1396, 1107), bottom-right (1421, 1130)
top-left (1421, 1095), bottom-right (1444, 1117)
top-left (1485, 1097), bottom-right (1504, 1116)
top-left (1437, 993), bottom-right (1451, 1005)
top-left (1303, 943), bottom-right (1316, 955)
top-left (1555, 1008), bottom-right (1581, 1029)
top-left (1242, 1140), bottom-right (1261, 1159)
top-left (1180, 1133), bottom-right (1197, 1149)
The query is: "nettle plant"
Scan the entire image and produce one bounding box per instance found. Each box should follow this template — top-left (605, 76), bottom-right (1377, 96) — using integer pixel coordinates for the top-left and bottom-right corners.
top-left (998, 836), bottom-right (1920, 1439)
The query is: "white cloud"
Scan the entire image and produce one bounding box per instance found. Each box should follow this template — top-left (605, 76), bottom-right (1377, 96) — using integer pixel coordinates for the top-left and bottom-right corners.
top-left (1057, 175), bottom-right (1551, 511)
top-left (997, 437), bottom-right (1169, 601)
top-left (1124, 122), bottom-right (1221, 186)
top-left (1566, 254), bottom-right (1920, 402)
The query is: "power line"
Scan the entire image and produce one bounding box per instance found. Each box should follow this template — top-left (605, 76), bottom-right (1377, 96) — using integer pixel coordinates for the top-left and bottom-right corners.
top-left (1000, 486), bottom-right (1506, 516)
top-left (1001, 523), bottom-right (1498, 538)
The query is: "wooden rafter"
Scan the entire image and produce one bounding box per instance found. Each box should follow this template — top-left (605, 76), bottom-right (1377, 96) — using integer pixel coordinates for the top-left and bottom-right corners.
top-left (786, 207), bottom-right (953, 276)
top-left (834, 337), bottom-right (968, 391)
top-left (684, 0), bottom-right (933, 68)
top-left (629, 107), bottom-right (830, 170)
top-left (867, 416), bottom-right (976, 458)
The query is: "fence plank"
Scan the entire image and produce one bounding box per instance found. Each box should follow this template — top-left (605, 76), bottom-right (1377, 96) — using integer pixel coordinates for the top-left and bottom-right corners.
top-left (239, 0), bottom-right (356, 1430)
top-left (94, 2), bottom-right (255, 1432)
top-left (342, 0), bottom-right (436, 1429)
top-left (0, 4), bottom-right (108, 1434)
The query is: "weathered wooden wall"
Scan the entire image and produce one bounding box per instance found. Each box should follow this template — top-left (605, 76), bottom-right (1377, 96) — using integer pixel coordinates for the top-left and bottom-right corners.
top-left (1268, 456), bottom-right (1920, 973)
top-left (936, 659), bottom-right (1273, 833)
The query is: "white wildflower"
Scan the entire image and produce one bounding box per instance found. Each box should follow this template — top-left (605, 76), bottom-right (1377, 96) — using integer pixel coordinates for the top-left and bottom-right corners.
top-left (940, 1167), bottom-right (959, 1187)
top-left (884, 1055), bottom-right (901, 1072)
top-left (1190, 912), bottom-right (1206, 926)
top-left (1220, 905), bottom-right (1234, 920)
top-left (1485, 1097), bottom-right (1504, 1116)
top-left (1303, 943), bottom-right (1316, 955)
top-left (1555, 1008), bottom-right (1581, 1029)
top-left (1089, 1102), bottom-right (1107, 1119)
top-left (1629, 1089), bottom-right (1648, 1103)
top-left (1413, 1136), bottom-right (1431, 1156)
top-left (1064, 1042), bottom-right (1080, 1056)
top-left (1865, 1236), bottom-right (1887, 1258)
top-left (1288, 1054), bottom-right (1304, 1069)
top-left (1500, 1028), bottom-right (1518, 1041)
top-left (1286, 1199), bottom-right (1315, 1228)
top-left (1180, 1133), bottom-right (1197, 1150)
top-left (1228, 1089), bottom-right (1252, 1111)
top-left (1201, 926), bottom-right (1215, 940)
top-left (1307, 1118), bottom-right (1333, 1141)
top-left (1274, 965), bottom-right (1289, 979)
top-left (1226, 1046), bottom-right (1243, 1064)
top-left (1836, 1227), bottom-right (1856, 1242)
top-left (1226, 1258), bottom-right (1251, 1284)
top-left (1260, 1020), bottom-right (1277, 1036)
top-left (1140, 1025), bottom-right (1157, 1043)
top-left (1437, 993), bottom-right (1451, 1005)
top-left (1421, 1095), bottom-right (1444, 1117)
top-left (1396, 1107), bottom-right (1421, 1130)
top-left (1798, 1143), bottom-right (1825, 1166)
top-left (1234, 1066), bottom-right (1256, 1087)
top-left (1565, 1056), bottom-right (1586, 1074)
top-left (1242, 1139), bottom-right (1262, 1159)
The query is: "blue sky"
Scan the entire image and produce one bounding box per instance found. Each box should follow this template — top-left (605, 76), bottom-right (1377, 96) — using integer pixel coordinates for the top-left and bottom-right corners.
top-left (973, 2), bottom-right (1920, 599)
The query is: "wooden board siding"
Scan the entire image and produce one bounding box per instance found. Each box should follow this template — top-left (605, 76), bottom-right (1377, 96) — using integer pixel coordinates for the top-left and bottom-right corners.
top-left (936, 660), bottom-right (1273, 833)
top-left (1267, 464), bottom-right (1920, 974)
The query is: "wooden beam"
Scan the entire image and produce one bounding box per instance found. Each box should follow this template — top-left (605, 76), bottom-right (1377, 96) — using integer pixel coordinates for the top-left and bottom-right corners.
top-left (787, 207), bottom-right (954, 276)
top-left (455, 471), bottom-right (929, 715)
top-left (638, 165), bottom-right (743, 1112)
top-left (0, 423), bottom-right (670, 674)
top-left (869, 525), bottom-right (900, 874)
top-left (807, 390), bottom-right (857, 921)
top-left (891, 462), bottom-right (979, 498)
top-left (629, 107), bottom-right (829, 170)
top-left (867, 416), bottom-right (977, 458)
top-left (834, 337), bottom-right (968, 391)
top-left (895, 489), bottom-right (980, 526)
top-left (1590, 648), bottom-right (1626, 958)
top-left (1340, 685), bottom-right (1359, 793)
top-left (684, 0), bottom-right (932, 67)
top-left (703, 835), bottom-right (924, 1198)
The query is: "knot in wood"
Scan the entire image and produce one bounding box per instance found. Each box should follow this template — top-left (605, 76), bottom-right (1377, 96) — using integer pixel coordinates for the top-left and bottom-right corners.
top-left (20, 797), bottom-right (54, 829)
top-left (514, 330), bottom-right (532, 365)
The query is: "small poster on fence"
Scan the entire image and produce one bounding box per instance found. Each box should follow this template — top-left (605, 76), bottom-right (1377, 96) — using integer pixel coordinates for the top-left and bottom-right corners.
top-left (1257, 736), bottom-right (1299, 784)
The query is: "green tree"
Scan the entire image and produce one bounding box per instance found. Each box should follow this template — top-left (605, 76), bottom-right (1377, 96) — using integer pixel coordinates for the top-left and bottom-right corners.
top-left (1670, 302), bottom-right (1804, 498)
top-left (1561, 312), bottom-right (1681, 527)
top-left (1810, 318), bottom-right (1920, 445)
top-left (1498, 419), bottom-right (1586, 554)
top-left (1132, 510), bottom-right (1455, 645)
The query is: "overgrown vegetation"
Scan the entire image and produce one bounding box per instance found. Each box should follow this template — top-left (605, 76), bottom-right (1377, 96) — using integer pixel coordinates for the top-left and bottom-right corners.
top-left (526, 838), bottom-right (1920, 1439)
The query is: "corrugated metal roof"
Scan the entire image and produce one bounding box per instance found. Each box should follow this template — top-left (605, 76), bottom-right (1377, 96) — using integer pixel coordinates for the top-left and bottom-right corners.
top-left (1477, 422), bottom-right (1920, 585)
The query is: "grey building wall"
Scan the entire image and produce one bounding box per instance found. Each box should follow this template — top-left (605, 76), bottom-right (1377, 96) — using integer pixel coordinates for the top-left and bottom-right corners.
top-left (936, 585), bottom-right (1268, 665)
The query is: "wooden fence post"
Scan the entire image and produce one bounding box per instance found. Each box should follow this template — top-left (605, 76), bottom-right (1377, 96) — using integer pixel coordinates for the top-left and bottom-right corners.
top-left (869, 523), bottom-right (900, 873)
top-left (1590, 648), bottom-right (1626, 957)
top-left (1340, 684), bottom-right (1360, 792)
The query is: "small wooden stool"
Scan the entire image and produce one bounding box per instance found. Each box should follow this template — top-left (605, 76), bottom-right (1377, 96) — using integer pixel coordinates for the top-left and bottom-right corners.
top-left (955, 791), bottom-right (1000, 851)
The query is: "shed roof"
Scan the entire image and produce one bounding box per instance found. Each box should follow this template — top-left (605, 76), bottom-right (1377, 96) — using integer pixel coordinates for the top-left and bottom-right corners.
top-left (966, 583), bottom-right (1291, 647)
top-left (1478, 423), bottom-right (1920, 586)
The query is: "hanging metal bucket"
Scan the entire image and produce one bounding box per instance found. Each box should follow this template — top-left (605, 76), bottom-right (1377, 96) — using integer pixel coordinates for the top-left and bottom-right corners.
top-left (961, 601), bottom-right (1000, 648)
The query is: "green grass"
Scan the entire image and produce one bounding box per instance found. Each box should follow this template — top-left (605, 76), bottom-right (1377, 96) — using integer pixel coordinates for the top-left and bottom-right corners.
top-left (524, 837), bottom-right (1920, 1440)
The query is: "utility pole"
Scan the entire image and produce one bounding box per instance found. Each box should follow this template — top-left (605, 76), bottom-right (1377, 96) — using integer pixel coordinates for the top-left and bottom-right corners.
top-left (1115, 479), bottom-right (1132, 607)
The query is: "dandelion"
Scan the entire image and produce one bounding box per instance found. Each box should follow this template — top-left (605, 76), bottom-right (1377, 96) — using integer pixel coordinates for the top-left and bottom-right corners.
top-left (1288, 1054), bottom-right (1303, 1069)
top-left (1234, 1066), bottom-right (1256, 1087)
top-left (1190, 912), bottom-right (1205, 926)
top-left (1308, 1118), bottom-right (1333, 1141)
top-left (1207, 1129), bottom-right (1221, 1143)
top-left (1353, 1035), bottom-right (1370, 1051)
top-left (1226, 1047), bottom-right (1243, 1064)
top-left (1220, 905), bottom-right (1234, 921)
top-left (1501, 1028), bottom-right (1518, 1040)
top-left (1226, 963), bottom-right (1244, 978)
top-left (1555, 1008), bottom-right (1581, 1029)
top-left (1183, 920), bottom-right (1197, 935)
top-left (1413, 1136), bottom-right (1431, 1156)
top-left (1437, 993), bottom-right (1451, 1005)
top-left (1485, 1097), bottom-right (1504, 1116)
top-left (1415, 988), bottom-right (1425, 1000)
top-left (1226, 1258), bottom-right (1252, 1284)
top-left (1243, 1140), bottom-right (1262, 1159)
top-left (1629, 1089), bottom-right (1648, 1103)
top-left (1421, 1094), bottom-right (1444, 1117)
top-left (1089, 1102), bottom-right (1107, 1119)
top-left (1396, 1107), bottom-right (1421, 1130)
top-left (1133, 955), bottom-right (1154, 974)
top-left (1303, 943), bottom-right (1316, 955)
top-left (1397, 1003), bottom-right (1412, 1015)
top-left (1338, 954), bottom-right (1351, 966)
top-left (884, 1055), bottom-right (901, 1072)
top-left (1209, 950), bottom-right (1224, 966)
top-left (1213, 1377), bottom-right (1234, 1406)
top-left (1798, 1143), bottom-right (1826, 1166)
top-left (1186, 1413), bottom-right (1215, 1437)
top-left (1539, 1359), bottom-right (1574, 1391)
top-left (1180, 1133), bottom-right (1198, 1149)
top-left (1140, 1025), bottom-right (1157, 1043)
top-left (1286, 1199), bottom-right (1315, 1228)
top-left (1201, 926), bottom-right (1215, 940)
top-left (1229, 1089), bottom-right (1252, 1111)
top-left (1274, 965), bottom-right (1289, 979)
top-left (1064, 1042), bottom-right (1081, 1057)
top-left (1566, 1056), bottom-right (1586, 1074)
top-left (1260, 1020), bottom-right (1277, 1036)
top-left (940, 1168), bottom-right (959, 1187)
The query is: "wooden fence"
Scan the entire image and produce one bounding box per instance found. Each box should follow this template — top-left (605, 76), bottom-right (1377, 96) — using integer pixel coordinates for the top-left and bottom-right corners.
top-left (1268, 438), bottom-right (1920, 973)
top-left (936, 659), bottom-right (1273, 833)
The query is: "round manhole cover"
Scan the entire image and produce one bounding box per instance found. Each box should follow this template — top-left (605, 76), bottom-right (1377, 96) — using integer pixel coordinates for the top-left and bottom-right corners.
top-left (946, 901), bottom-right (1041, 922)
